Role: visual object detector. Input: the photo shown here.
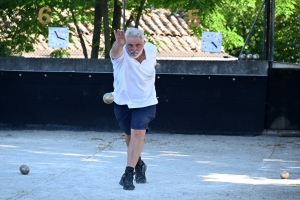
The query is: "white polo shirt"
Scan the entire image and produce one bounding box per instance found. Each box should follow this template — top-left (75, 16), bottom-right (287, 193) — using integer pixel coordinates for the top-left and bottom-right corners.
top-left (110, 42), bottom-right (158, 108)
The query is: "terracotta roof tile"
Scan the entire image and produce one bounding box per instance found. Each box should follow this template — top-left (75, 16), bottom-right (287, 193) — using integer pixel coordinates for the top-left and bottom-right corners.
top-left (142, 14), bottom-right (164, 35)
top-left (169, 15), bottom-right (189, 36)
top-left (159, 14), bottom-right (181, 36)
top-left (138, 19), bottom-right (155, 35)
top-left (152, 12), bottom-right (173, 36)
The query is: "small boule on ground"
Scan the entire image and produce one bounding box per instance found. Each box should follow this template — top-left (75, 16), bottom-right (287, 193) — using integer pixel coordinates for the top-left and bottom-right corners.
top-left (19, 164), bottom-right (30, 175)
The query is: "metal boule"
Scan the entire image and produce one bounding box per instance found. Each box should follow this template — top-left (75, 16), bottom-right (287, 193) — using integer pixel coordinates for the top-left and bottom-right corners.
top-left (253, 54), bottom-right (260, 60)
top-left (246, 54), bottom-right (253, 60)
top-left (280, 171), bottom-right (289, 179)
top-left (19, 164), bottom-right (30, 175)
top-left (239, 54), bottom-right (246, 60)
top-left (103, 93), bottom-right (114, 104)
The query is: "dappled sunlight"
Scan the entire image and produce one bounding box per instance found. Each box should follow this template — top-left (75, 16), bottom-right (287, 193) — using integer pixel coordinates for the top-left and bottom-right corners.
top-left (2, 145), bottom-right (123, 164)
top-left (195, 160), bottom-right (229, 167)
top-left (158, 153), bottom-right (190, 157)
top-left (263, 159), bottom-right (299, 163)
top-left (196, 161), bottom-right (215, 164)
top-left (159, 151), bottom-right (181, 154)
top-left (25, 150), bottom-right (91, 157)
top-left (81, 158), bottom-right (111, 163)
top-left (40, 147), bottom-right (56, 150)
top-left (23, 150), bottom-right (120, 162)
top-left (93, 154), bottom-right (116, 158)
top-left (141, 156), bottom-right (154, 160)
top-left (102, 150), bottom-right (127, 155)
top-left (157, 151), bottom-right (190, 157)
top-left (62, 153), bottom-right (91, 157)
top-left (139, 151), bottom-right (191, 160)
top-left (36, 162), bottom-right (58, 165)
top-left (289, 167), bottom-right (300, 169)
top-left (26, 150), bottom-right (50, 154)
top-left (200, 173), bottom-right (300, 186)
top-left (0, 144), bottom-right (18, 148)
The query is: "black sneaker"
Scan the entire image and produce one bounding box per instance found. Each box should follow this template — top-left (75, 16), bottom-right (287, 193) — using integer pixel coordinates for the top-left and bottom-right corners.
top-left (135, 160), bottom-right (147, 183)
top-left (119, 172), bottom-right (135, 190)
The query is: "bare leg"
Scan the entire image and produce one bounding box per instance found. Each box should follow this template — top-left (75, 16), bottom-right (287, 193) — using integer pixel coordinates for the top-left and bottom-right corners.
top-left (125, 134), bottom-right (131, 147)
top-left (127, 129), bottom-right (146, 167)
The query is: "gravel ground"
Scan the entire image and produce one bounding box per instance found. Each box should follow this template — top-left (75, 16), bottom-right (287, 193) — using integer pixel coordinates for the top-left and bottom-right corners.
top-left (1, 130), bottom-right (300, 200)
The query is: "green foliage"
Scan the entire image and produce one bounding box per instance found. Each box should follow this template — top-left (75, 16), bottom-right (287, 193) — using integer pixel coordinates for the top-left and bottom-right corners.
top-left (0, 1), bottom-right (38, 55)
top-left (50, 49), bottom-right (70, 58)
top-left (0, 0), bottom-right (94, 58)
top-left (0, 0), bottom-right (299, 63)
top-left (274, 4), bottom-right (300, 63)
top-left (0, 41), bottom-right (13, 57)
top-left (175, 0), bottom-right (298, 63)
top-left (208, 0), bottom-right (262, 56)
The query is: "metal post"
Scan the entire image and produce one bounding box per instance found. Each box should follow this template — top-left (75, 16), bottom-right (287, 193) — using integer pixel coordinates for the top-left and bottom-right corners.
top-left (265, 0), bottom-right (270, 61)
top-left (266, 0), bottom-right (275, 68)
top-left (262, 0), bottom-right (267, 60)
top-left (239, 0), bottom-right (266, 58)
top-left (270, 0), bottom-right (275, 63)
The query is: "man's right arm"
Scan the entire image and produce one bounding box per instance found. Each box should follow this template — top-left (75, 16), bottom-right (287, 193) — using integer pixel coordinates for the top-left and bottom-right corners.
top-left (110, 29), bottom-right (126, 60)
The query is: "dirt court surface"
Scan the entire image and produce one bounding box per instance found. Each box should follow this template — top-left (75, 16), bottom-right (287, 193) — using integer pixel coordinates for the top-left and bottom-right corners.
top-left (1, 130), bottom-right (300, 200)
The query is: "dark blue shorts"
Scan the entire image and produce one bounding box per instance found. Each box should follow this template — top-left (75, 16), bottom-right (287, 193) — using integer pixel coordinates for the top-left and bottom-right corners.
top-left (114, 104), bottom-right (156, 135)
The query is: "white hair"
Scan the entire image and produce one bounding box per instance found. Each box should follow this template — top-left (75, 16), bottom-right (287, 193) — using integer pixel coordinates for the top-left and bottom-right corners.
top-left (125, 28), bottom-right (145, 42)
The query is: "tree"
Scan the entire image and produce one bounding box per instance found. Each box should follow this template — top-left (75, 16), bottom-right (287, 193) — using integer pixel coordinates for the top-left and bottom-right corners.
top-left (147, 0), bottom-right (298, 63)
top-left (1, 0), bottom-right (299, 63)
top-left (91, 0), bottom-right (103, 59)
top-left (102, 0), bottom-right (111, 58)
top-left (110, 0), bottom-right (122, 47)
top-left (0, 0), bottom-right (42, 56)
top-left (273, 3), bottom-right (300, 63)
top-left (134, 0), bottom-right (244, 56)
top-left (194, 0), bottom-right (297, 62)
top-left (0, 0), bottom-right (99, 58)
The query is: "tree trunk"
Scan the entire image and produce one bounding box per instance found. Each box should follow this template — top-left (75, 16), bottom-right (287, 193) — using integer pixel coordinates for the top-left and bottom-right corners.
top-left (91, 0), bottom-right (103, 59)
top-left (134, 0), bottom-right (146, 28)
top-left (125, 15), bottom-right (134, 29)
top-left (70, 8), bottom-right (88, 59)
top-left (102, 0), bottom-right (110, 58)
top-left (110, 0), bottom-right (122, 47)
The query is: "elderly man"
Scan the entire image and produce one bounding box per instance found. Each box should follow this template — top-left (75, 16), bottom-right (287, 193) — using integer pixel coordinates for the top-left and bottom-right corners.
top-left (110, 27), bottom-right (158, 190)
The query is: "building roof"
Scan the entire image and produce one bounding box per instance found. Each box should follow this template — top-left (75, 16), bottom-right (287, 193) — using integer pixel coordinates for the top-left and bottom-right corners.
top-left (22, 9), bottom-right (236, 60)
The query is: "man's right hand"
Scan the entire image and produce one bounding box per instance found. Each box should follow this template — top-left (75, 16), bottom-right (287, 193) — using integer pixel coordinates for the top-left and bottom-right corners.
top-left (114, 29), bottom-right (126, 45)
top-left (111, 29), bottom-right (125, 60)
